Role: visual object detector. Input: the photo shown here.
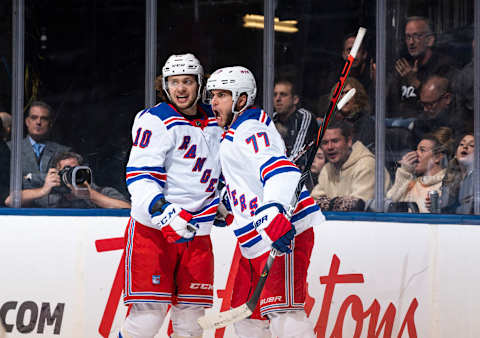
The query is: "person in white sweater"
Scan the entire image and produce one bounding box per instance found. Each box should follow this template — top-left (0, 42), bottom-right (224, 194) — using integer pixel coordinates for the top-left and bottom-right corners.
top-left (386, 133), bottom-right (451, 213)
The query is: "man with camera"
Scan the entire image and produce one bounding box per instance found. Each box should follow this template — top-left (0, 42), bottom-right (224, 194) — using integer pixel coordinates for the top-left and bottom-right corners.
top-left (8, 101), bottom-right (71, 190)
top-left (4, 152), bottom-right (130, 208)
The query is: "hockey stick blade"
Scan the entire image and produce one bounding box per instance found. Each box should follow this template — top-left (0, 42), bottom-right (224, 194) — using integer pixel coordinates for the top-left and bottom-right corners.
top-left (198, 304), bottom-right (252, 330)
top-left (198, 249), bottom-right (276, 330)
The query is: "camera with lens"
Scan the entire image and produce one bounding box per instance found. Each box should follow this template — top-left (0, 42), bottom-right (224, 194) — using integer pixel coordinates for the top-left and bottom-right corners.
top-left (58, 165), bottom-right (92, 191)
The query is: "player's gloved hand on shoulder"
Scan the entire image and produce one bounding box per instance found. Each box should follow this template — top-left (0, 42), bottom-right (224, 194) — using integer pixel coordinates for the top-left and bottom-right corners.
top-left (151, 202), bottom-right (198, 243)
top-left (253, 202), bottom-right (296, 254)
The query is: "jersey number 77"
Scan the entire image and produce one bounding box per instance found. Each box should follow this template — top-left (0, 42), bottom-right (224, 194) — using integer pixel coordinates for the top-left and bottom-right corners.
top-left (245, 132), bottom-right (270, 153)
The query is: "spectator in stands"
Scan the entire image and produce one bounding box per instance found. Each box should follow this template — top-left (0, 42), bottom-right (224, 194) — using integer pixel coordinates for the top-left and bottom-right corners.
top-left (411, 74), bottom-right (465, 143)
top-left (319, 33), bottom-right (373, 117)
top-left (0, 118), bottom-right (10, 206)
top-left (343, 33), bottom-right (371, 93)
top-left (7, 101), bottom-right (71, 190)
top-left (387, 16), bottom-right (457, 118)
top-left (331, 77), bottom-right (375, 152)
top-left (324, 33), bottom-right (371, 95)
top-left (273, 76), bottom-right (319, 171)
top-left (4, 152), bottom-right (130, 208)
top-left (308, 147), bottom-right (326, 190)
top-left (386, 132), bottom-right (452, 213)
top-left (0, 111), bottom-right (11, 141)
top-left (311, 120), bottom-right (391, 211)
top-left (438, 133), bottom-right (474, 214)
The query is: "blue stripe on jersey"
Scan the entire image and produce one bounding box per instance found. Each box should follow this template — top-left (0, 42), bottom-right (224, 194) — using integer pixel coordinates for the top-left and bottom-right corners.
top-left (126, 166), bottom-right (165, 173)
top-left (262, 167), bottom-right (300, 184)
top-left (234, 222), bottom-right (255, 236)
top-left (242, 236), bottom-right (263, 248)
top-left (291, 204), bottom-right (320, 223)
top-left (192, 215), bottom-right (216, 223)
top-left (225, 135), bottom-right (233, 142)
top-left (260, 156), bottom-right (285, 171)
top-left (166, 121), bottom-right (191, 130)
top-left (259, 156), bottom-right (300, 185)
top-left (297, 190), bottom-right (310, 200)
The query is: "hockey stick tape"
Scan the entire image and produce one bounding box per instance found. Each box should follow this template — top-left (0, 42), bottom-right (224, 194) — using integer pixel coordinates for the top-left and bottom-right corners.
top-left (349, 27), bottom-right (367, 58)
top-left (337, 88), bottom-right (356, 110)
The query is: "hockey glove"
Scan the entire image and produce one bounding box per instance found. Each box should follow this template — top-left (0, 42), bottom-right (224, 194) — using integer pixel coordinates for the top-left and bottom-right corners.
top-left (214, 186), bottom-right (234, 227)
top-left (253, 202), bottom-right (296, 254)
top-left (151, 203), bottom-right (198, 243)
top-left (213, 212), bottom-right (234, 227)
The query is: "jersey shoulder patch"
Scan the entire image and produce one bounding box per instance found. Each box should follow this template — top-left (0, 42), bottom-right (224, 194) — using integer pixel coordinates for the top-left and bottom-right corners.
top-left (233, 107), bottom-right (271, 128)
top-left (146, 103), bottom-right (191, 130)
top-left (224, 107), bottom-right (271, 143)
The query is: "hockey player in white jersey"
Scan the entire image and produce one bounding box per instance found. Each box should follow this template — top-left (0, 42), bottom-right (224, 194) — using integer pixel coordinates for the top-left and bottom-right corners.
top-left (119, 53), bottom-right (223, 338)
top-left (206, 66), bottom-right (325, 337)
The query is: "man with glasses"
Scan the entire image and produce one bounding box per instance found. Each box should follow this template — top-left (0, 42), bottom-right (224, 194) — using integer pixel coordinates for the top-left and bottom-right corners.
top-left (387, 16), bottom-right (457, 118)
top-left (411, 74), bottom-right (465, 142)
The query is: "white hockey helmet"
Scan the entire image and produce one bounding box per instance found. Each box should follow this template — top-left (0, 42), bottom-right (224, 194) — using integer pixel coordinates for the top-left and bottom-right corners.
top-left (206, 66), bottom-right (257, 114)
top-left (162, 53), bottom-right (204, 104)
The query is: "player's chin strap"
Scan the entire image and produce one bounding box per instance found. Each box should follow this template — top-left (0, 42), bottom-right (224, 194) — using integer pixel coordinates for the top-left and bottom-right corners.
top-left (188, 93), bottom-right (202, 111)
top-left (227, 104), bottom-right (249, 129)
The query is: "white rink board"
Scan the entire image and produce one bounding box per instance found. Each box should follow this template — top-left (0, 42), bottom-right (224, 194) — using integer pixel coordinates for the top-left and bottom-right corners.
top-left (0, 215), bottom-right (479, 337)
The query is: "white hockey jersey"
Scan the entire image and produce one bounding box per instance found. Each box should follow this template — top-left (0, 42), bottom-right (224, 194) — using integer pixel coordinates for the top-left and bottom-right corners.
top-left (219, 107), bottom-right (325, 258)
top-left (126, 102), bottom-right (223, 235)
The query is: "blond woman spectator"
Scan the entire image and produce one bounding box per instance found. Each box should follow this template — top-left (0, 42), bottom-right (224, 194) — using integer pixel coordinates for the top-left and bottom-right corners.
top-left (386, 132), bottom-right (452, 212)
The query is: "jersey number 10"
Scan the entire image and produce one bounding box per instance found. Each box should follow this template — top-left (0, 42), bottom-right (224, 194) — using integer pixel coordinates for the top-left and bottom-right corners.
top-left (133, 128), bottom-right (152, 148)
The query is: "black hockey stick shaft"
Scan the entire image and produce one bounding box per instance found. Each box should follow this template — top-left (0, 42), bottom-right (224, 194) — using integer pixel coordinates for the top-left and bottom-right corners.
top-left (245, 249), bottom-right (277, 311)
top-left (246, 26), bottom-right (367, 313)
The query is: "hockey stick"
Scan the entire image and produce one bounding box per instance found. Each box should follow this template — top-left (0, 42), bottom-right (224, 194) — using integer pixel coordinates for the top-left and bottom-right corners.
top-left (198, 27), bottom-right (367, 331)
top-left (289, 88), bottom-right (356, 164)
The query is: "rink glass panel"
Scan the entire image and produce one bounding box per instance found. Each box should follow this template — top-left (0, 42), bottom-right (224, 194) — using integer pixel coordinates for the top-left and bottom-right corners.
top-left (4, 0), bottom-right (478, 214)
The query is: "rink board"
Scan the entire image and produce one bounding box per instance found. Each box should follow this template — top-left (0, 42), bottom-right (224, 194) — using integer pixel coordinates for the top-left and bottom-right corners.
top-left (0, 214), bottom-right (479, 337)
